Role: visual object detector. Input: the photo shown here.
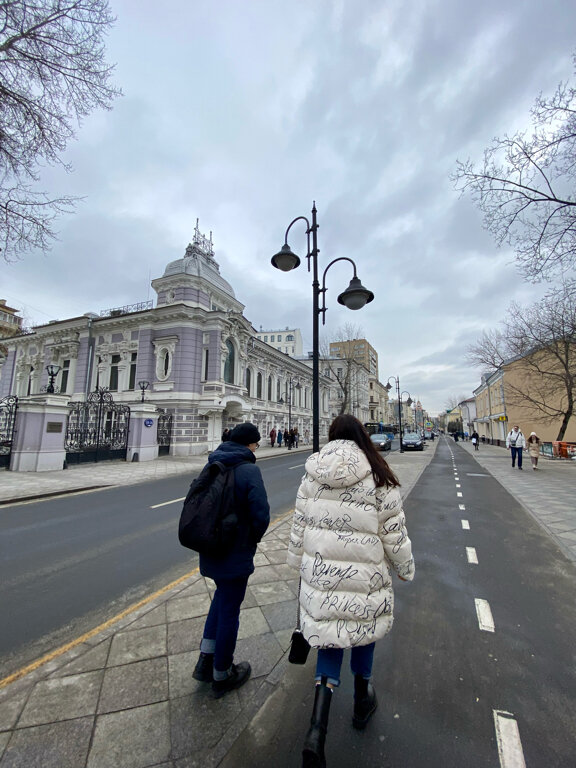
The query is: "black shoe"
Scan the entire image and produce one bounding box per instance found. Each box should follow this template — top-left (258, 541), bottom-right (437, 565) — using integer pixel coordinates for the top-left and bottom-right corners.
top-left (302, 679), bottom-right (333, 768)
top-left (192, 652), bottom-right (214, 683)
top-left (519, 467), bottom-right (523, 470)
top-left (353, 675), bottom-right (378, 730)
top-left (212, 662), bottom-right (251, 699)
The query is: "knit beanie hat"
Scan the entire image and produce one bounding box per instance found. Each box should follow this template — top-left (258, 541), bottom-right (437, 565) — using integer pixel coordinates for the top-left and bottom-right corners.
top-left (229, 422), bottom-right (261, 445)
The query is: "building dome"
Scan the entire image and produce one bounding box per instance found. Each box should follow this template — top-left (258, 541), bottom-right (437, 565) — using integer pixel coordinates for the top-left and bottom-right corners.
top-left (162, 232), bottom-right (235, 299)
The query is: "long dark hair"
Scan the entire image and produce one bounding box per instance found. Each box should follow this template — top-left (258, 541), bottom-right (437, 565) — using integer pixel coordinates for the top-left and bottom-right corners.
top-left (328, 414), bottom-right (400, 489)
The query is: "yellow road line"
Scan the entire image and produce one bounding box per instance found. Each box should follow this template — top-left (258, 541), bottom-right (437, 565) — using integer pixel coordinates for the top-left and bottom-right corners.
top-left (0, 566), bottom-right (199, 690)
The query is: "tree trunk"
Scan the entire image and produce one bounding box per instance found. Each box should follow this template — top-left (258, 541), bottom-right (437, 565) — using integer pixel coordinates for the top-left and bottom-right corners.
top-left (556, 403), bottom-right (573, 441)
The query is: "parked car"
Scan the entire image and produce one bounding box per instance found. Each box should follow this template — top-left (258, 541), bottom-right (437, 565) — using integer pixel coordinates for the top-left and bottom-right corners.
top-left (370, 433), bottom-right (392, 451)
top-left (401, 432), bottom-right (424, 451)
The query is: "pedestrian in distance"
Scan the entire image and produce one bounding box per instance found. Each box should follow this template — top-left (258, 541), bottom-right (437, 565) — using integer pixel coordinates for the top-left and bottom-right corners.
top-left (527, 431), bottom-right (541, 470)
top-left (506, 425), bottom-right (526, 470)
top-left (221, 428), bottom-right (231, 442)
top-left (284, 428), bottom-right (290, 448)
top-left (193, 423), bottom-right (270, 698)
top-left (277, 429), bottom-right (283, 447)
top-left (270, 427), bottom-right (277, 448)
top-left (471, 430), bottom-right (480, 451)
top-left (287, 414), bottom-right (415, 768)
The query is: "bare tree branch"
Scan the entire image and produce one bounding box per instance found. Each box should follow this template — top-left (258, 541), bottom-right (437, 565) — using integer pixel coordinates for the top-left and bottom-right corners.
top-left (466, 280), bottom-right (576, 439)
top-left (0, 0), bottom-right (120, 260)
top-left (453, 54), bottom-right (576, 281)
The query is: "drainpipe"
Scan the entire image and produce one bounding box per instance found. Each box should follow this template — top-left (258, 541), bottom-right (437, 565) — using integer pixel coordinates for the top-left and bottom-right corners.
top-left (84, 316), bottom-right (95, 398)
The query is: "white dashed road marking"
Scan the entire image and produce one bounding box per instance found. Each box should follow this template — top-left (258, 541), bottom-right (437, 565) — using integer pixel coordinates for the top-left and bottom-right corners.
top-left (459, 504), bottom-right (466, 510)
top-left (461, 520), bottom-right (470, 530)
top-left (150, 497), bottom-right (185, 508)
top-left (466, 547), bottom-right (478, 564)
top-left (457, 492), bottom-right (463, 497)
top-left (493, 710), bottom-right (526, 768)
top-left (475, 598), bottom-right (495, 632)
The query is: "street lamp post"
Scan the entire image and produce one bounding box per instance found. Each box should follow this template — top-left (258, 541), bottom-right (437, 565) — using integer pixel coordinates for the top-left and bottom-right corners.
top-left (279, 376), bottom-right (301, 449)
top-left (45, 364), bottom-right (61, 394)
top-left (385, 376), bottom-right (412, 453)
top-left (138, 380), bottom-right (150, 403)
top-left (272, 202), bottom-right (374, 453)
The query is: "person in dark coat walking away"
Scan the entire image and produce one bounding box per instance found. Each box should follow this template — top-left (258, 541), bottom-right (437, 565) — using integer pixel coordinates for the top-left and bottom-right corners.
top-left (471, 431), bottom-right (480, 451)
top-left (221, 428), bottom-right (231, 442)
top-left (193, 423), bottom-right (270, 697)
top-left (284, 428), bottom-right (290, 448)
top-left (270, 427), bottom-right (277, 447)
top-left (277, 429), bottom-right (283, 447)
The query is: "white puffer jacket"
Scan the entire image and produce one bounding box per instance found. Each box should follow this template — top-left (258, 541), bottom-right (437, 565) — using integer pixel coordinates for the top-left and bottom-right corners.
top-left (287, 439), bottom-right (415, 649)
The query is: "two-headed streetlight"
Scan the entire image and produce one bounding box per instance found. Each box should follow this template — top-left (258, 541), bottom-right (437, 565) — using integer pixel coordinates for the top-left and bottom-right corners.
top-left (272, 202), bottom-right (374, 452)
top-left (385, 376), bottom-right (412, 453)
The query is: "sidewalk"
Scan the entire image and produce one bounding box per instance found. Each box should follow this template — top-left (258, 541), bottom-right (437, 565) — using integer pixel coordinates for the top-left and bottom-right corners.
top-left (1, 437), bottom-right (574, 767)
top-left (0, 442), bottom-right (437, 767)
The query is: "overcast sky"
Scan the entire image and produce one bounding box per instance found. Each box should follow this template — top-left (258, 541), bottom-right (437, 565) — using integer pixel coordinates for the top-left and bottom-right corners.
top-left (2, 0), bottom-right (575, 414)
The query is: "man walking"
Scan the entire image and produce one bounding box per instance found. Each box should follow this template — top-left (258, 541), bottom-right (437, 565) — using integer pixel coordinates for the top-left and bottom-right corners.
top-left (193, 423), bottom-right (270, 697)
top-left (506, 425), bottom-right (526, 470)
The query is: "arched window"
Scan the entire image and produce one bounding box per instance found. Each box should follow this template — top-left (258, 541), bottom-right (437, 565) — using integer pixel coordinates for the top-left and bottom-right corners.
top-left (224, 340), bottom-right (235, 384)
top-left (246, 367), bottom-right (252, 396)
top-left (286, 334), bottom-right (294, 341)
top-left (267, 375), bottom-right (272, 401)
top-left (256, 372), bottom-right (263, 399)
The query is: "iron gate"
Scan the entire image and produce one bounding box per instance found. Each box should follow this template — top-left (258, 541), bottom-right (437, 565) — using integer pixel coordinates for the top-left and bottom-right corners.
top-left (157, 410), bottom-right (173, 456)
top-left (65, 388), bottom-right (131, 464)
top-left (0, 395), bottom-right (18, 469)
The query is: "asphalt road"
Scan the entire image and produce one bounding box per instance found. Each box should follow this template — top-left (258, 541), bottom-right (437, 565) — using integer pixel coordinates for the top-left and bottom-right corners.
top-left (219, 438), bottom-right (576, 767)
top-left (0, 450), bottom-right (311, 677)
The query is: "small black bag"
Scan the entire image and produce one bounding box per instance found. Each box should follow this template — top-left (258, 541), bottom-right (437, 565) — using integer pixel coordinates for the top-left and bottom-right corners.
top-left (288, 579), bottom-right (310, 665)
top-left (289, 629), bottom-right (310, 665)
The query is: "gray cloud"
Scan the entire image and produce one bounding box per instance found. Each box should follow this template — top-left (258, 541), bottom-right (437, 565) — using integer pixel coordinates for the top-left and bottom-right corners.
top-left (3, 0), bottom-right (574, 413)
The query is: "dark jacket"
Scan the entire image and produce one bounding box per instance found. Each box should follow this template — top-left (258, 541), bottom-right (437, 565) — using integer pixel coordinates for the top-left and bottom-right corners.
top-left (199, 441), bottom-right (270, 580)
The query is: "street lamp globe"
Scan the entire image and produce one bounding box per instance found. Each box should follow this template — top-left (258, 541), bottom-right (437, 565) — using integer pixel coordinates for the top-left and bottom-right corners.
top-left (271, 244), bottom-right (300, 272)
top-left (337, 277), bottom-right (374, 311)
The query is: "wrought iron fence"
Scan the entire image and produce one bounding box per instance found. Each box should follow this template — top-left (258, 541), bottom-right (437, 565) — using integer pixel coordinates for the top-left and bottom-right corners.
top-left (65, 388), bottom-right (130, 464)
top-left (0, 395), bottom-right (18, 469)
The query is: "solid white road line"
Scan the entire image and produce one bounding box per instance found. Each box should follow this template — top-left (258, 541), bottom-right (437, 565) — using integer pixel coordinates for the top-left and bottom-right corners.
top-left (288, 464), bottom-right (305, 469)
top-left (475, 598), bottom-right (495, 632)
top-left (466, 546), bottom-right (478, 564)
top-left (493, 710), bottom-right (526, 768)
top-left (461, 519), bottom-right (470, 530)
top-left (150, 497), bottom-right (185, 508)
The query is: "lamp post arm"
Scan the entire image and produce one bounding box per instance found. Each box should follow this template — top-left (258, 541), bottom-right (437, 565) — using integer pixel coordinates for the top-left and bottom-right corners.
top-left (318, 256), bottom-right (358, 324)
top-left (283, 215), bottom-right (311, 267)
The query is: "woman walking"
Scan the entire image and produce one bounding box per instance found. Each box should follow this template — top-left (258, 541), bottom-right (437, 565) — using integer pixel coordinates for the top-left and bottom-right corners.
top-left (527, 432), bottom-right (541, 470)
top-left (287, 415), bottom-right (415, 768)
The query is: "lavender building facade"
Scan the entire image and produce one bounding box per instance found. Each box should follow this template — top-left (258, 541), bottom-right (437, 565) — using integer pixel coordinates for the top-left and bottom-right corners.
top-left (0, 230), bottom-right (330, 468)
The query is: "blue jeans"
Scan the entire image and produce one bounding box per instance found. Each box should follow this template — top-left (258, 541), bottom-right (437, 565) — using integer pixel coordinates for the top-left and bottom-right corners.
top-left (510, 447), bottom-right (523, 468)
top-left (202, 575), bottom-right (249, 673)
top-left (315, 643), bottom-right (376, 687)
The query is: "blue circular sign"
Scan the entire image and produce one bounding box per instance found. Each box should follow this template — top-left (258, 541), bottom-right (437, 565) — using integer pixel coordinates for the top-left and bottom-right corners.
top-left (144, 418), bottom-right (154, 428)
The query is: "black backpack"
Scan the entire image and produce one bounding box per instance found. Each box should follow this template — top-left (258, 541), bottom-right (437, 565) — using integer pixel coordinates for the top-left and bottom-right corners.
top-left (178, 460), bottom-right (243, 556)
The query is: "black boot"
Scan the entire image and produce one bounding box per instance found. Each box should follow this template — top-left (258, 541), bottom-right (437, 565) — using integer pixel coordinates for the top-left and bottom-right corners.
top-left (353, 675), bottom-right (378, 730)
top-left (212, 661), bottom-right (251, 698)
top-left (302, 678), bottom-right (333, 768)
top-left (192, 652), bottom-right (214, 683)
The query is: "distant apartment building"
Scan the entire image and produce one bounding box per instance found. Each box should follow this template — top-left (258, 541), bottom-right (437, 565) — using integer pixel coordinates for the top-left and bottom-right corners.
top-left (0, 300), bottom-right (23, 339)
top-left (256, 327), bottom-right (303, 357)
top-left (329, 338), bottom-right (378, 376)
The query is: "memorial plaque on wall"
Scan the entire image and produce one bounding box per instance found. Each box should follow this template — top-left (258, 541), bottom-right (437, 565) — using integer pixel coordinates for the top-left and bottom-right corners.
top-left (46, 422), bottom-right (63, 433)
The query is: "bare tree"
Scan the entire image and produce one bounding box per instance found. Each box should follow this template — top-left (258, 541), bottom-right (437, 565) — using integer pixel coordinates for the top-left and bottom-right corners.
top-left (453, 55), bottom-right (576, 282)
top-left (0, 0), bottom-right (121, 260)
top-left (467, 281), bottom-right (576, 440)
top-left (444, 394), bottom-right (468, 411)
top-left (321, 323), bottom-right (365, 416)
